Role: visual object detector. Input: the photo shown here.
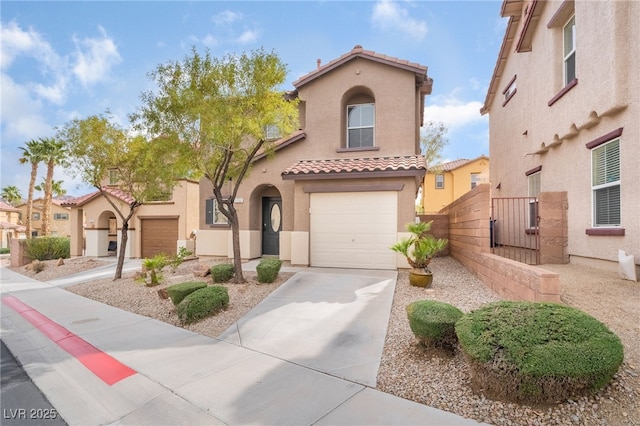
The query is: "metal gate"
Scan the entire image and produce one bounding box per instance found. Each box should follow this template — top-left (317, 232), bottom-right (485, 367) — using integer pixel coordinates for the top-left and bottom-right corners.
top-left (491, 197), bottom-right (540, 265)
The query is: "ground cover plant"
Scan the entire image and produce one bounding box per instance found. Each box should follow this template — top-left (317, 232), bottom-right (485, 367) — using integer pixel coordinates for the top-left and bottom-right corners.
top-left (24, 237), bottom-right (70, 261)
top-left (455, 301), bottom-right (624, 404)
top-left (176, 285), bottom-right (229, 324)
top-left (406, 300), bottom-right (463, 351)
top-left (256, 258), bottom-right (282, 283)
top-left (211, 263), bottom-right (235, 283)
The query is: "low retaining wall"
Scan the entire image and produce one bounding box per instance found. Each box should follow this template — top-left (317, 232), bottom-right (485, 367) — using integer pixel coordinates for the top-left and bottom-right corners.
top-left (437, 184), bottom-right (561, 303)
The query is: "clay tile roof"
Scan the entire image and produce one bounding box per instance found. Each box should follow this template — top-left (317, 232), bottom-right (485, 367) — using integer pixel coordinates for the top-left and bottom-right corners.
top-left (293, 45), bottom-right (428, 88)
top-left (282, 155), bottom-right (426, 178)
top-left (0, 201), bottom-right (20, 212)
top-left (0, 221), bottom-right (26, 232)
top-left (432, 158), bottom-right (472, 172)
top-left (61, 187), bottom-right (135, 207)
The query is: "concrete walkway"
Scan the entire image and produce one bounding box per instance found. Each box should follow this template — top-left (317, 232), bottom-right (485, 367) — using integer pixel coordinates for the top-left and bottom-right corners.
top-left (1, 260), bottom-right (485, 425)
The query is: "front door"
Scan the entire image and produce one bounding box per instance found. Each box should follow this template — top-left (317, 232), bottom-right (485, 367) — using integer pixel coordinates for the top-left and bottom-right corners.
top-left (262, 198), bottom-right (281, 255)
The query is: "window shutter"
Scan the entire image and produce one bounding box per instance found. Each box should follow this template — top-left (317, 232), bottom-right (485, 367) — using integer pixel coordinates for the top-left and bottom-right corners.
top-left (205, 199), bottom-right (214, 225)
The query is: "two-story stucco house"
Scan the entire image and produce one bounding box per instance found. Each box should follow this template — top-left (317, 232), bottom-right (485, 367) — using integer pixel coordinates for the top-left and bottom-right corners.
top-left (422, 155), bottom-right (490, 213)
top-left (0, 201), bottom-right (25, 249)
top-left (17, 197), bottom-right (72, 238)
top-left (196, 45), bottom-right (432, 270)
top-left (481, 0), bottom-right (639, 272)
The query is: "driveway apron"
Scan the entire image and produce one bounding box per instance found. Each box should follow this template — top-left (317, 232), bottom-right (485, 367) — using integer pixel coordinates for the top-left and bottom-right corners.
top-left (219, 268), bottom-right (397, 387)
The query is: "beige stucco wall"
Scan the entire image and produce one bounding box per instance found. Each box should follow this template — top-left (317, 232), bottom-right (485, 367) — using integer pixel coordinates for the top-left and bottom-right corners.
top-left (486, 0), bottom-right (639, 268)
top-left (18, 201), bottom-right (72, 237)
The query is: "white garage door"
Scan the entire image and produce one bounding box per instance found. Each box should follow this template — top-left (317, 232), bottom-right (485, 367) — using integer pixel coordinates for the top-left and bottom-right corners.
top-left (310, 191), bottom-right (397, 270)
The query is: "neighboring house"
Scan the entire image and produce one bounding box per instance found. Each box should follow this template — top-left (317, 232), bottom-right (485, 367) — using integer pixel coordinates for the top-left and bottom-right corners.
top-left (17, 198), bottom-right (72, 237)
top-left (0, 201), bottom-right (25, 249)
top-left (481, 0), bottom-right (639, 271)
top-left (197, 45), bottom-right (432, 270)
top-left (422, 155), bottom-right (489, 213)
top-left (64, 180), bottom-right (199, 259)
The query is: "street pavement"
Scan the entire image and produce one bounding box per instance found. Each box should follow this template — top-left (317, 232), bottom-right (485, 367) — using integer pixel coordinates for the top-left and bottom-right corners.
top-left (1, 258), bottom-right (486, 425)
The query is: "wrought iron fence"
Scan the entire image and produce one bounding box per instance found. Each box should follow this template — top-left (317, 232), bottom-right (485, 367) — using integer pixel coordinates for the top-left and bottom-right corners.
top-left (491, 197), bottom-right (540, 265)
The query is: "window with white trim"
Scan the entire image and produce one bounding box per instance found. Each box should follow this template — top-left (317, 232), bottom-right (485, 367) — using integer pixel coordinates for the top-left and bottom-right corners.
top-left (108, 169), bottom-right (120, 185)
top-left (347, 103), bottom-right (374, 148)
top-left (435, 174), bottom-right (444, 189)
top-left (528, 172), bottom-right (541, 229)
top-left (53, 213), bottom-right (69, 220)
top-left (205, 198), bottom-right (229, 225)
top-left (591, 138), bottom-right (620, 227)
top-left (264, 124), bottom-right (281, 141)
top-left (32, 212), bottom-right (40, 221)
top-left (563, 15), bottom-right (576, 85)
top-left (471, 173), bottom-right (480, 189)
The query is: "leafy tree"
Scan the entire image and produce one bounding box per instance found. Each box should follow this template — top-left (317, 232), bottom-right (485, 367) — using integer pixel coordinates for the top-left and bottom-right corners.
top-left (59, 113), bottom-right (188, 279)
top-left (133, 48), bottom-right (298, 283)
top-left (19, 139), bottom-right (46, 239)
top-left (34, 179), bottom-right (67, 198)
top-left (421, 121), bottom-right (449, 169)
top-left (1, 186), bottom-right (23, 206)
top-left (38, 138), bottom-right (67, 236)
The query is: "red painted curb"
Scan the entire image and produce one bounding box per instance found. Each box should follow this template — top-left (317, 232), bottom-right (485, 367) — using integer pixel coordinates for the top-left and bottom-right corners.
top-left (2, 295), bottom-right (137, 385)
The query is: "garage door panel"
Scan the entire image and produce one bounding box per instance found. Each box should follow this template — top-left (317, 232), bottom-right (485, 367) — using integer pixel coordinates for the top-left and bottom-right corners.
top-left (141, 218), bottom-right (178, 259)
top-left (310, 192), bottom-right (397, 270)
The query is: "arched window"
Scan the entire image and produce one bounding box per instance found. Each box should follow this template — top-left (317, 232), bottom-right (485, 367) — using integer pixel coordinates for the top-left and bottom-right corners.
top-left (347, 103), bottom-right (375, 148)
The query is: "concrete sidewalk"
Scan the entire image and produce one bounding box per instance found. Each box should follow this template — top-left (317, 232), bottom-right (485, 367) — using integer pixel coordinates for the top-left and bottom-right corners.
top-left (1, 262), bottom-right (485, 425)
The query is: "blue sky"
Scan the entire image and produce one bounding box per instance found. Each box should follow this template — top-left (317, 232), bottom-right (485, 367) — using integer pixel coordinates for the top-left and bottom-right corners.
top-left (1, 1), bottom-right (507, 197)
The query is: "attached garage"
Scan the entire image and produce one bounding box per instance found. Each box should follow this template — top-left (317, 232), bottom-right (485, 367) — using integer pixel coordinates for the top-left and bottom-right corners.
top-left (141, 218), bottom-right (178, 259)
top-left (310, 191), bottom-right (398, 270)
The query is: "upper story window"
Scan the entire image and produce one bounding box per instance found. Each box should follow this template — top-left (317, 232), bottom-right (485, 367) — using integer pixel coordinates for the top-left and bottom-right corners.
top-left (503, 75), bottom-right (517, 106)
top-left (591, 138), bottom-right (620, 227)
top-left (470, 173), bottom-right (481, 189)
top-left (108, 169), bottom-right (120, 185)
top-left (53, 213), bottom-right (69, 220)
top-left (264, 124), bottom-right (281, 141)
top-left (563, 15), bottom-right (576, 86)
top-left (32, 212), bottom-right (41, 221)
top-left (347, 103), bottom-right (375, 148)
top-left (435, 174), bottom-right (444, 189)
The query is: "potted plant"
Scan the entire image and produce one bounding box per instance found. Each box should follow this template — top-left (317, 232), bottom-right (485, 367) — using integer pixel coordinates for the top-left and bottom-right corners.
top-left (390, 221), bottom-right (448, 287)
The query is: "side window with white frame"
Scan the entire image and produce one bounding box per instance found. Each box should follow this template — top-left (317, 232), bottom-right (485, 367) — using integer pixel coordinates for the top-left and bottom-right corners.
top-left (435, 174), bottom-right (444, 189)
top-left (347, 103), bottom-right (375, 148)
top-left (563, 15), bottom-right (576, 85)
top-left (205, 198), bottom-right (229, 225)
top-left (528, 171), bottom-right (541, 229)
top-left (471, 173), bottom-right (480, 189)
top-left (591, 138), bottom-right (620, 227)
top-left (54, 213), bottom-right (69, 220)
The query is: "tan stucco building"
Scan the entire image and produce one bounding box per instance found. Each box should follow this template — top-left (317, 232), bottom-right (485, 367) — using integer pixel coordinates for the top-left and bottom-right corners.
top-left (197, 45), bottom-right (432, 270)
top-left (0, 201), bottom-right (25, 249)
top-left (422, 156), bottom-right (489, 213)
top-left (482, 0), bottom-right (639, 271)
top-left (65, 180), bottom-right (199, 259)
top-left (17, 198), bottom-right (72, 238)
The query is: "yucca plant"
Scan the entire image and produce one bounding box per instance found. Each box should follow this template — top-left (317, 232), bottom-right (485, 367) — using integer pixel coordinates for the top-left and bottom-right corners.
top-left (390, 221), bottom-right (448, 272)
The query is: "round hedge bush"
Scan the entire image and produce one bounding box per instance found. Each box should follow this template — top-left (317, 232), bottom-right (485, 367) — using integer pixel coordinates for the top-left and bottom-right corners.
top-left (177, 286), bottom-right (229, 324)
top-left (406, 300), bottom-right (464, 350)
top-left (455, 301), bottom-right (624, 404)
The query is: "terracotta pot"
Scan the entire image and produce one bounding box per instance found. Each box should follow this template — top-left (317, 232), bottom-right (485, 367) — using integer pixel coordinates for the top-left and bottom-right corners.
top-left (409, 269), bottom-right (433, 288)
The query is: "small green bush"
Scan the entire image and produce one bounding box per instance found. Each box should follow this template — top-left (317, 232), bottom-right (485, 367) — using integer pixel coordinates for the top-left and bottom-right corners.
top-left (256, 259), bottom-right (282, 283)
top-left (211, 263), bottom-right (235, 283)
top-left (406, 300), bottom-right (464, 350)
top-left (24, 237), bottom-right (70, 261)
top-left (0, 247), bottom-right (9, 254)
top-left (455, 301), bottom-right (624, 404)
top-left (166, 281), bottom-right (207, 306)
top-left (177, 286), bottom-right (229, 324)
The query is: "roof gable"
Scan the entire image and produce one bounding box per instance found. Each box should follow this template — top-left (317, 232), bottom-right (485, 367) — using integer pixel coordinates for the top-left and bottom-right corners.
top-left (293, 45), bottom-right (432, 93)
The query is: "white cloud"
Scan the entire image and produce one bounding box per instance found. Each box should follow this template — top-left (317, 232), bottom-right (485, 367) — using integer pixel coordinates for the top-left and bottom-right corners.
top-left (72, 26), bottom-right (121, 87)
top-left (213, 10), bottom-right (242, 26)
top-left (371, 0), bottom-right (427, 41)
top-left (0, 73), bottom-right (51, 141)
top-left (424, 92), bottom-right (486, 129)
top-left (236, 30), bottom-right (258, 45)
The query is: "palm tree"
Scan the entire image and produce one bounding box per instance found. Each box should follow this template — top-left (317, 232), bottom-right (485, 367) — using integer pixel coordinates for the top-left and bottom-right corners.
top-left (34, 179), bottom-right (67, 197)
top-left (39, 138), bottom-right (67, 236)
top-left (19, 139), bottom-right (45, 239)
top-left (0, 186), bottom-right (23, 206)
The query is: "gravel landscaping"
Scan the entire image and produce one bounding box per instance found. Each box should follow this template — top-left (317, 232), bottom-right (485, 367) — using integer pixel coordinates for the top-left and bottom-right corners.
top-left (8, 255), bottom-right (640, 425)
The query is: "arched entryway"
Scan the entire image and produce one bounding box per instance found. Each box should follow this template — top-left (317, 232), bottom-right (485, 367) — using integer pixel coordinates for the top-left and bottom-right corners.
top-left (249, 185), bottom-right (282, 256)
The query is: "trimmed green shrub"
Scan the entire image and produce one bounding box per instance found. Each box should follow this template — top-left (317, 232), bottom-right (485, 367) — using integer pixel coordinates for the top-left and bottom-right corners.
top-left (166, 281), bottom-right (207, 306)
top-left (211, 263), bottom-right (235, 283)
top-left (24, 237), bottom-right (70, 261)
top-left (256, 259), bottom-right (282, 283)
top-left (455, 301), bottom-right (624, 404)
top-left (177, 286), bottom-right (229, 324)
top-left (406, 300), bottom-right (464, 350)
top-left (0, 247), bottom-right (9, 254)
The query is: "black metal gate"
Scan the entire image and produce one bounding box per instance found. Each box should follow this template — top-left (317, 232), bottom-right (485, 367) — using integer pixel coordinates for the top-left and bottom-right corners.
top-left (491, 197), bottom-right (540, 265)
